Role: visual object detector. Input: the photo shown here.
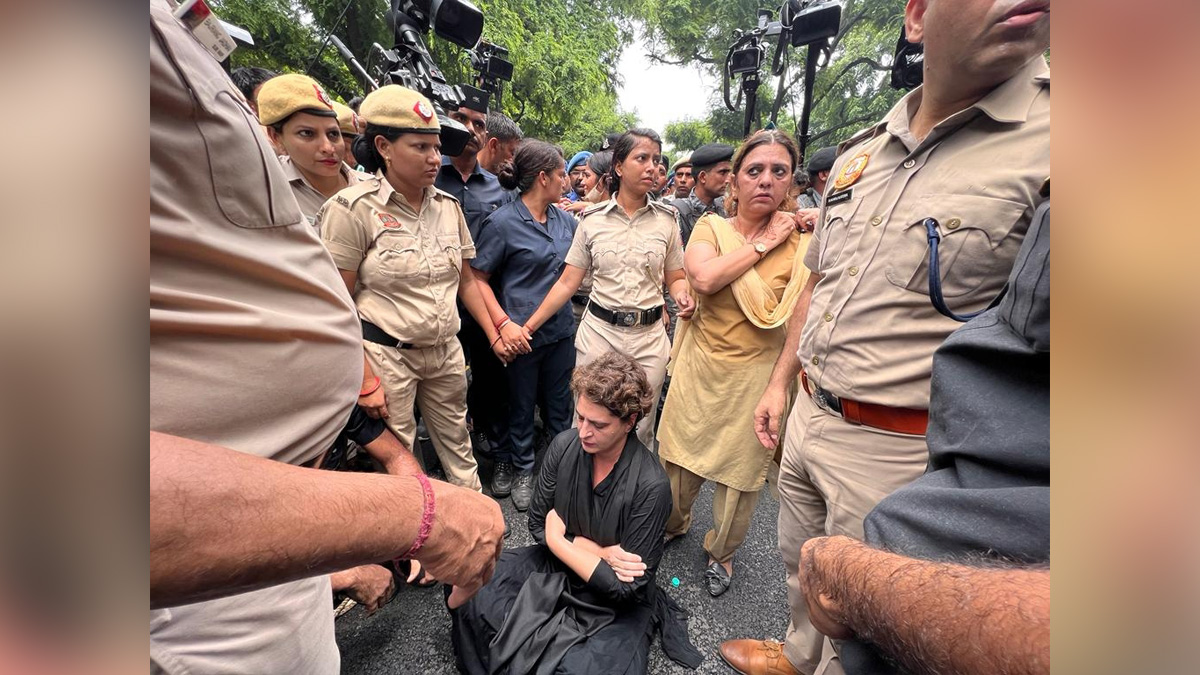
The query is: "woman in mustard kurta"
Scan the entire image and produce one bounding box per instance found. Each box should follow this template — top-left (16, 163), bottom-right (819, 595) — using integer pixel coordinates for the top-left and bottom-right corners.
top-left (657, 129), bottom-right (812, 596)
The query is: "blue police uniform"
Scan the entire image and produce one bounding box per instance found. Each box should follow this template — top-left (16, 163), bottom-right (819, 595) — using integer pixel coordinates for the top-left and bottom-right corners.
top-left (471, 199), bottom-right (578, 473)
top-left (436, 156), bottom-right (516, 459)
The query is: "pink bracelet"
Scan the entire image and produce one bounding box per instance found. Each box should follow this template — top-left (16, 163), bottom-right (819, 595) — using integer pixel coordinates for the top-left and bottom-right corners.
top-left (400, 473), bottom-right (435, 559)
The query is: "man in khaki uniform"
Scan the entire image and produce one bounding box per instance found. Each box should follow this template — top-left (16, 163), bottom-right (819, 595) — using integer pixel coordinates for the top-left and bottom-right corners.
top-left (720, 1), bottom-right (1050, 674)
top-left (151, 1), bottom-right (359, 670)
top-left (318, 86), bottom-right (500, 491)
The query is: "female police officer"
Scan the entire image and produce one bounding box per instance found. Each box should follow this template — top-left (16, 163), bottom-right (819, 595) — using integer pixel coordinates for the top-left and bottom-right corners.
top-left (471, 139), bottom-right (578, 510)
top-left (317, 85), bottom-right (501, 491)
top-left (519, 128), bottom-right (694, 450)
top-left (256, 73), bottom-right (367, 227)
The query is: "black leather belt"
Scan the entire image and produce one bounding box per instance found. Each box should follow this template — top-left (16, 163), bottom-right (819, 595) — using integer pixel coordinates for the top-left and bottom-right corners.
top-left (361, 319), bottom-right (417, 349)
top-left (586, 303), bottom-right (663, 327)
top-left (571, 293), bottom-right (590, 306)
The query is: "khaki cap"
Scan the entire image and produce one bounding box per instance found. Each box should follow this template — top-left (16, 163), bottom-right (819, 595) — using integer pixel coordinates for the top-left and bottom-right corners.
top-left (333, 101), bottom-right (362, 136)
top-left (671, 151), bottom-right (693, 172)
top-left (256, 73), bottom-right (337, 126)
top-left (358, 85), bottom-right (440, 134)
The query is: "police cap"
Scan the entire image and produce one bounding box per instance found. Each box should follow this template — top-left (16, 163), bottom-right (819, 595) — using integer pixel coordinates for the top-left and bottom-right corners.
top-left (257, 73), bottom-right (337, 126)
top-left (690, 143), bottom-right (735, 170)
top-left (332, 101), bottom-right (362, 136)
top-left (358, 85), bottom-right (441, 134)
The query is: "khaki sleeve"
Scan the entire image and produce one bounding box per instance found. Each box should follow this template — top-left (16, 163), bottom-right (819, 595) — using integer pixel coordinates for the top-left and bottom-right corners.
top-left (455, 204), bottom-right (476, 260)
top-left (317, 199), bottom-right (370, 272)
top-left (664, 216), bottom-right (685, 271)
top-left (564, 217), bottom-right (592, 271)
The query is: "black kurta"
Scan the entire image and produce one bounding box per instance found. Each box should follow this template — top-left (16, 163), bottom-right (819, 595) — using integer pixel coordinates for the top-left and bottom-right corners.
top-left (450, 429), bottom-right (702, 674)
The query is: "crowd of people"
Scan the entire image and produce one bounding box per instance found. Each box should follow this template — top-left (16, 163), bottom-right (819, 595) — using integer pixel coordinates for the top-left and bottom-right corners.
top-left (150, 0), bottom-right (1050, 673)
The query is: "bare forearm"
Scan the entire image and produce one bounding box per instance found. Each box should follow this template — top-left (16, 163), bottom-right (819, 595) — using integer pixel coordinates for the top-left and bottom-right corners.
top-left (806, 536), bottom-right (1050, 675)
top-left (766, 273), bottom-right (818, 391)
top-left (527, 267), bottom-right (583, 332)
top-left (150, 431), bottom-right (423, 608)
top-left (472, 271), bottom-right (508, 326)
top-left (457, 265), bottom-right (499, 342)
top-left (361, 431), bottom-right (423, 477)
top-left (685, 244), bottom-right (760, 295)
top-left (546, 531), bottom-right (601, 582)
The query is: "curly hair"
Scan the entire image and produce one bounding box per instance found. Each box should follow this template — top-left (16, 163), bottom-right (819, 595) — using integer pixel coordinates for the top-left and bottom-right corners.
top-left (570, 352), bottom-right (655, 423)
top-left (725, 128), bottom-right (800, 217)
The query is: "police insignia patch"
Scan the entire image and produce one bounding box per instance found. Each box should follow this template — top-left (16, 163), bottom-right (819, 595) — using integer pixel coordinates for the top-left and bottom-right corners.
top-left (377, 213), bottom-right (402, 228)
top-left (414, 100), bottom-right (433, 122)
top-left (833, 153), bottom-right (869, 190)
top-left (313, 84), bottom-right (333, 109)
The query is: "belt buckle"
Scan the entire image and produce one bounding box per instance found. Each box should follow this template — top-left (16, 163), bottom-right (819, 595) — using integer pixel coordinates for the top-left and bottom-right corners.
top-left (814, 387), bottom-right (842, 416)
top-left (619, 311), bottom-right (636, 326)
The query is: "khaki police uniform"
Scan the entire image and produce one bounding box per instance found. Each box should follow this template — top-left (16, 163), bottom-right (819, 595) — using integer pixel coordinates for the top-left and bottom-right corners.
top-left (279, 155), bottom-right (369, 227)
top-left (319, 177), bottom-right (482, 490)
top-left (565, 195), bottom-right (685, 449)
top-left (151, 0), bottom-right (361, 671)
top-left (778, 56), bottom-right (1050, 674)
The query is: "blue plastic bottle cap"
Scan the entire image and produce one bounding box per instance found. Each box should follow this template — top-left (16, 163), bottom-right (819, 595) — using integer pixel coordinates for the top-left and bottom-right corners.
top-left (671, 577), bottom-right (680, 587)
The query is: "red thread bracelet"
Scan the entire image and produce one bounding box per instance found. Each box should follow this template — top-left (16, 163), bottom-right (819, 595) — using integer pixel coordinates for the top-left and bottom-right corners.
top-left (358, 376), bottom-right (381, 397)
top-left (399, 473), bottom-right (435, 559)
top-left (495, 317), bottom-right (511, 331)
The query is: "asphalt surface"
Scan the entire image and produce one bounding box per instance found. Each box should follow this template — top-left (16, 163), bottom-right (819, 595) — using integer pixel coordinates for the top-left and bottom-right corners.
top-left (336, 437), bottom-right (791, 674)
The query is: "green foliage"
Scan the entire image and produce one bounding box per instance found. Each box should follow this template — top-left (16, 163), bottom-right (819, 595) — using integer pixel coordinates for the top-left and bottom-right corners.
top-left (644, 0), bottom-right (907, 157)
top-left (663, 119), bottom-right (713, 154)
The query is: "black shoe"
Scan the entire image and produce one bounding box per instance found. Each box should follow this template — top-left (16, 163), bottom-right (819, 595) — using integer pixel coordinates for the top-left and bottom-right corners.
top-left (704, 561), bottom-right (732, 597)
top-left (491, 461), bottom-right (515, 498)
top-left (511, 472), bottom-right (534, 511)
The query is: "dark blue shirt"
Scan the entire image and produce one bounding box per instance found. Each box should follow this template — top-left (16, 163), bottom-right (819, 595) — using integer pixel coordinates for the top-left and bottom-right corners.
top-left (435, 156), bottom-right (514, 241)
top-left (471, 199), bottom-right (578, 348)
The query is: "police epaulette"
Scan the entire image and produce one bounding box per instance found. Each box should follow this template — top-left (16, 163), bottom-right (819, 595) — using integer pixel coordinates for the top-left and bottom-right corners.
top-left (579, 201), bottom-right (610, 217)
top-left (432, 186), bottom-right (460, 204)
top-left (837, 124), bottom-right (884, 155)
top-left (337, 181), bottom-right (379, 207)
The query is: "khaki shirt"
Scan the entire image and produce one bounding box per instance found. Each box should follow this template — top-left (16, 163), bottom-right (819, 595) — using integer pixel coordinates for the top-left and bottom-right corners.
top-left (150, 0), bottom-right (357, 670)
top-left (318, 177), bottom-right (476, 346)
top-left (800, 56), bottom-right (1050, 409)
top-left (565, 195), bottom-right (685, 311)
top-left (278, 155), bottom-right (370, 227)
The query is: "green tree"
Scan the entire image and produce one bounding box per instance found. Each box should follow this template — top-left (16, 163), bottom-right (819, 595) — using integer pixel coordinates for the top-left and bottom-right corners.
top-left (663, 119), bottom-right (714, 154)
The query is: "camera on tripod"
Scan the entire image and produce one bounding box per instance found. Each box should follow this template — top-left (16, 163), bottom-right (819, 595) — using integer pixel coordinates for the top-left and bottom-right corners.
top-left (469, 40), bottom-right (513, 97)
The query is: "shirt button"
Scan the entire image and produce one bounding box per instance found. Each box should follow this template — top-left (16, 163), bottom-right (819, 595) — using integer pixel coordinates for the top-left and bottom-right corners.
top-left (811, 356), bottom-right (820, 366)
top-left (870, 216), bottom-right (882, 226)
top-left (946, 217), bottom-right (961, 230)
top-left (823, 312), bottom-right (833, 322)
top-left (903, 159), bottom-right (916, 169)
top-left (849, 266), bottom-right (860, 276)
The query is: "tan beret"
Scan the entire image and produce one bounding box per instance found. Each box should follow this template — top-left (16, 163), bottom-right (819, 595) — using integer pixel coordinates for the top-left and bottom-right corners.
top-left (671, 151), bottom-right (693, 172)
top-left (332, 101), bottom-right (362, 136)
top-left (358, 85), bottom-right (440, 134)
top-left (257, 73), bottom-right (337, 126)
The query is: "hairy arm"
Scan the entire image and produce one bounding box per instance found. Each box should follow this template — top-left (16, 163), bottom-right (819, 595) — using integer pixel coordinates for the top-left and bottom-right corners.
top-left (150, 431), bottom-right (503, 609)
top-left (801, 536), bottom-right (1049, 675)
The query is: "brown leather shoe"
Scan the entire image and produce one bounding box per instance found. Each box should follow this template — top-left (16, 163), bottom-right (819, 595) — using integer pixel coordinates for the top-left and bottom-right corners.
top-left (718, 639), bottom-right (800, 675)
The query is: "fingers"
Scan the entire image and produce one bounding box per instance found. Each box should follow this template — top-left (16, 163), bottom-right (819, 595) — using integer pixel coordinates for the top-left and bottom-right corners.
top-left (378, 402), bottom-right (389, 419)
top-left (754, 409), bottom-right (776, 449)
top-left (446, 583), bottom-right (481, 609)
top-left (407, 559), bottom-right (420, 584)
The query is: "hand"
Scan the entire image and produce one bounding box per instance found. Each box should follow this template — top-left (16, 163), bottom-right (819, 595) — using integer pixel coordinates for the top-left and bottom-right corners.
top-left (673, 288), bottom-right (695, 321)
top-left (753, 383), bottom-right (787, 449)
top-left (340, 564), bottom-right (396, 615)
top-left (792, 208), bottom-right (820, 233)
top-left (598, 544), bottom-right (646, 583)
top-left (562, 200), bottom-right (592, 214)
top-left (759, 211), bottom-right (798, 249)
top-left (544, 508), bottom-right (567, 542)
top-left (519, 324), bottom-right (534, 342)
top-left (359, 385), bottom-right (389, 419)
top-left (491, 339), bottom-right (515, 364)
top-left (415, 480), bottom-right (505, 609)
top-left (799, 537), bottom-right (854, 639)
top-left (500, 321), bottom-right (531, 354)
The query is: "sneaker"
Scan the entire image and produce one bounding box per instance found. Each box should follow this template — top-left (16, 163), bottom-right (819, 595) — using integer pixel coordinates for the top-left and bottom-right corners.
top-left (491, 461), bottom-right (515, 498)
top-left (511, 472), bottom-right (534, 511)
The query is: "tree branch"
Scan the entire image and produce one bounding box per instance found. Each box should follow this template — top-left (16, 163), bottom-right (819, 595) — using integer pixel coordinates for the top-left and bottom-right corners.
top-left (808, 113), bottom-right (878, 146)
top-left (647, 49), bottom-right (716, 66)
top-left (812, 56), bottom-right (891, 110)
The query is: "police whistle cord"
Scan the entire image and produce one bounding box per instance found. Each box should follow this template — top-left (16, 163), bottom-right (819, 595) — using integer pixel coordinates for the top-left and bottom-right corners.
top-left (924, 218), bottom-right (985, 323)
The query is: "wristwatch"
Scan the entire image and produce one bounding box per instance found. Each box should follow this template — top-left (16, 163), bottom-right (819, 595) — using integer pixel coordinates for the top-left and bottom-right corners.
top-left (753, 242), bottom-right (768, 258)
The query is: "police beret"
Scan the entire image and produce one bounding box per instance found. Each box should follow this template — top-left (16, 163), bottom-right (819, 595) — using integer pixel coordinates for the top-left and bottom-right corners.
top-left (359, 85), bottom-right (440, 134)
top-left (690, 143), bottom-right (735, 169)
top-left (566, 151), bottom-right (592, 173)
top-left (256, 74), bottom-right (337, 126)
top-left (332, 101), bottom-right (362, 136)
top-left (671, 151), bottom-right (693, 172)
top-left (806, 146), bottom-right (838, 173)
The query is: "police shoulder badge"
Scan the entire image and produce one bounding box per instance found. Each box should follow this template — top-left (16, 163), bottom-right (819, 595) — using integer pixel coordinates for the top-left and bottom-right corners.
top-left (413, 100), bottom-right (433, 122)
top-left (377, 212), bottom-right (402, 229)
top-left (313, 84), bottom-right (333, 109)
top-left (833, 153), bottom-right (869, 190)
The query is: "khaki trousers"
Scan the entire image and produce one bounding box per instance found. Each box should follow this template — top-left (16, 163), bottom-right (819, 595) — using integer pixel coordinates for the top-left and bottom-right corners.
top-left (663, 461), bottom-right (760, 564)
top-left (573, 312), bottom-right (669, 451)
top-left (364, 340), bottom-right (480, 491)
top-left (778, 392), bottom-right (928, 675)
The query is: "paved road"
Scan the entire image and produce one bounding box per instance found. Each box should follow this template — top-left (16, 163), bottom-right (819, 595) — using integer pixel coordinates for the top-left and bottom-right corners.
top-left (336, 443), bottom-right (791, 674)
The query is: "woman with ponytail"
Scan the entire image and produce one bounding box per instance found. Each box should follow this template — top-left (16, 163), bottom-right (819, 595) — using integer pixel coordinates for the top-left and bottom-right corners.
top-left (470, 139), bottom-right (579, 510)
